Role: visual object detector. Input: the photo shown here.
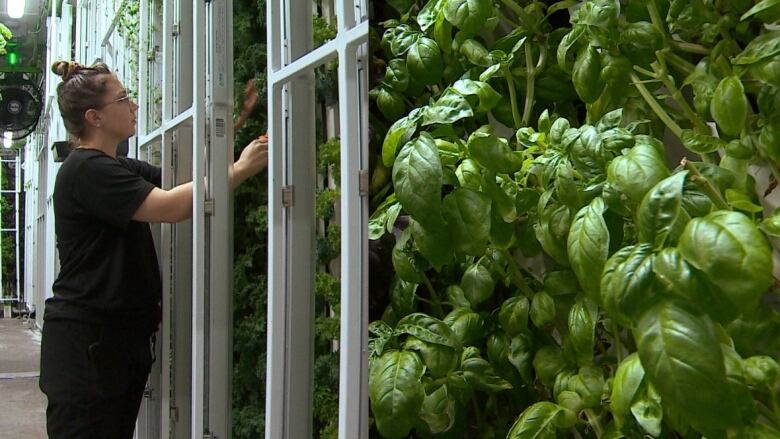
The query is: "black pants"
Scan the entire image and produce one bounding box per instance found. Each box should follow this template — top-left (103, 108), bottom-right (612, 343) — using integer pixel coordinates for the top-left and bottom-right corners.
top-left (39, 319), bottom-right (155, 439)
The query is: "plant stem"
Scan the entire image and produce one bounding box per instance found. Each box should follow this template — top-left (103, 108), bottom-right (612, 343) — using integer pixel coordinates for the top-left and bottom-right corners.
top-left (500, 0), bottom-right (530, 26)
top-left (522, 43), bottom-right (536, 126)
top-left (670, 40), bottom-right (711, 55)
top-left (496, 9), bottom-right (521, 28)
top-left (630, 72), bottom-right (684, 139)
top-left (652, 59), bottom-right (710, 135)
top-left (584, 409), bottom-right (604, 438)
top-left (682, 158), bottom-right (731, 210)
top-left (501, 248), bottom-right (534, 297)
top-left (646, 0), bottom-right (668, 41)
top-left (757, 402), bottom-right (780, 430)
top-left (664, 50), bottom-right (695, 76)
top-left (612, 321), bottom-right (625, 363)
top-left (422, 271), bottom-right (445, 317)
top-left (472, 398), bottom-right (485, 431)
top-left (504, 66), bottom-right (523, 130)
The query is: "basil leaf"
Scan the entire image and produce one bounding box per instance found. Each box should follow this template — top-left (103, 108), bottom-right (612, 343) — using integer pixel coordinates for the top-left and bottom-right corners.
top-left (396, 313), bottom-right (461, 349)
top-left (392, 132), bottom-right (443, 228)
top-left (607, 143), bottom-right (670, 211)
top-left (636, 301), bottom-right (741, 435)
top-left (467, 128), bottom-right (524, 174)
top-left (407, 37), bottom-right (443, 86)
top-left (499, 296), bottom-right (530, 336)
top-left (638, 171), bottom-right (689, 249)
top-left (568, 297), bottom-right (598, 366)
top-left (404, 336), bottom-right (460, 378)
top-left (678, 211), bottom-right (773, 315)
top-left (443, 188), bottom-right (492, 256)
top-left (506, 402), bottom-right (567, 438)
top-left (711, 76), bottom-right (748, 137)
top-left (601, 244), bottom-right (659, 326)
top-left (610, 353), bottom-right (646, 429)
top-left (567, 197), bottom-right (610, 301)
top-left (443, 0), bottom-right (494, 35)
top-left (444, 308), bottom-right (484, 346)
top-left (530, 291), bottom-right (557, 327)
top-left (419, 384), bottom-right (456, 434)
top-left (369, 350), bottom-right (425, 439)
top-left (461, 262), bottom-right (495, 307)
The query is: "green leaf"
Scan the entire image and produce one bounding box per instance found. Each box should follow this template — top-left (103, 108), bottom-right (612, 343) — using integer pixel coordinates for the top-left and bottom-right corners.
top-left (725, 189), bottom-right (764, 213)
top-left (467, 128), bottom-right (524, 174)
top-left (680, 129), bottom-right (727, 154)
top-left (557, 25), bottom-right (586, 72)
top-left (573, 44), bottom-right (604, 104)
top-left (369, 197), bottom-right (401, 239)
top-left (404, 336), bottom-right (460, 378)
top-left (743, 355), bottom-right (780, 388)
top-left (506, 402), bottom-right (566, 438)
top-left (630, 383), bottom-right (663, 437)
top-left (451, 79), bottom-right (501, 112)
top-left (369, 350), bottom-right (425, 439)
top-left (567, 197), bottom-right (610, 301)
top-left (419, 384), bottom-right (456, 434)
top-left (483, 170), bottom-right (517, 223)
top-left (611, 353), bottom-right (646, 429)
top-left (459, 38), bottom-right (493, 67)
top-left (396, 313), bottom-right (461, 349)
top-left (678, 211), bottom-right (773, 315)
top-left (443, 188), bottom-right (492, 256)
top-left (461, 262), bottom-right (495, 307)
top-left (407, 37), bottom-right (444, 86)
top-left (392, 228), bottom-right (427, 283)
top-left (444, 308), bottom-right (484, 346)
top-left (410, 219), bottom-right (453, 269)
top-left (384, 59), bottom-right (410, 92)
top-left (607, 143), bottom-right (670, 211)
top-left (499, 296), bottom-right (530, 335)
top-left (636, 301), bottom-right (741, 434)
top-left (508, 333), bottom-right (534, 382)
top-left (392, 133), bottom-right (442, 228)
top-left (601, 244), bottom-right (659, 326)
top-left (530, 291), bottom-right (556, 327)
top-left (417, 0), bottom-right (443, 32)
top-left (462, 354), bottom-right (512, 391)
top-left (568, 297), bottom-right (598, 366)
top-left (571, 365), bottom-right (606, 408)
top-left (422, 88), bottom-right (474, 125)
top-left (382, 108), bottom-right (423, 167)
top-left (732, 30), bottom-right (780, 65)
top-left (711, 76), bottom-right (748, 137)
top-left (638, 171), bottom-right (689, 249)
top-left (652, 247), bottom-right (738, 324)
top-left (534, 345), bottom-right (569, 387)
top-left (446, 285), bottom-right (471, 308)
top-left (390, 276), bottom-right (418, 318)
top-left (741, 0), bottom-right (780, 21)
top-left (443, 0), bottom-right (494, 34)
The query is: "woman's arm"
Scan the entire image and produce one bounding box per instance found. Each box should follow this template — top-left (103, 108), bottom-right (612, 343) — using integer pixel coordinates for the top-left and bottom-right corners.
top-left (131, 137), bottom-right (268, 224)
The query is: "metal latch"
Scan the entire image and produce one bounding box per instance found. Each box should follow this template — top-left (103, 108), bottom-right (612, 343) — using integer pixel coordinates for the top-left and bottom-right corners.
top-left (282, 186), bottom-right (295, 207)
top-left (142, 386), bottom-right (153, 399)
top-left (172, 24), bottom-right (180, 37)
top-left (204, 198), bottom-right (215, 216)
top-left (170, 406), bottom-right (179, 423)
top-left (359, 170), bottom-right (370, 197)
top-left (203, 433), bottom-right (216, 439)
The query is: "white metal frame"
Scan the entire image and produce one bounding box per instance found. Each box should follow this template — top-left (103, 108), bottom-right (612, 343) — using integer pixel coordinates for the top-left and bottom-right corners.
top-left (265, 0), bottom-right (369, 436)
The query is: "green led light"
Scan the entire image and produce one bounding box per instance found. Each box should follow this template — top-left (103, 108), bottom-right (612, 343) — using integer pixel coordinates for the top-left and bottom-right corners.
top-left (6, 51), bottom-right (19, 66)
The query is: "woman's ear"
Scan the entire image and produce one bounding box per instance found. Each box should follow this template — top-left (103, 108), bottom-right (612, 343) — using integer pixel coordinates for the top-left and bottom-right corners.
top-left (84, 108), bottom-right (103, 128)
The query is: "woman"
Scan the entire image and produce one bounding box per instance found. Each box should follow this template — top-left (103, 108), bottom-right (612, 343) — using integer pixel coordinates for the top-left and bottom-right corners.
top-left (38, 61), bottom-right (267, 438)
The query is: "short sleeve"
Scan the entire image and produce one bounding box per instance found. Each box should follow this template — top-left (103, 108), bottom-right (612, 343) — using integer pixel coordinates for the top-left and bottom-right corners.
top-left (73, 155), bottom-right (156, 228)
top-left (120, 157), bottom-right (162, 188)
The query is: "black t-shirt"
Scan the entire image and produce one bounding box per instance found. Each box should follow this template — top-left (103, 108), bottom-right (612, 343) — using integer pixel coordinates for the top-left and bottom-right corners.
top-left (45, 148), bottom-right (163, 332)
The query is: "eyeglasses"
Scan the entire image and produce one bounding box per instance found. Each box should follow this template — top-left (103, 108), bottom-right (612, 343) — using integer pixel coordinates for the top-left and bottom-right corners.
top-left (97, 89), bottom-right (134, 108)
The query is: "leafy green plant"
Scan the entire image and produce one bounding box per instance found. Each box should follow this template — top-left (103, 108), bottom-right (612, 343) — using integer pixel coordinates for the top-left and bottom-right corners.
top-left (368, 1), bottom-right (780, 438)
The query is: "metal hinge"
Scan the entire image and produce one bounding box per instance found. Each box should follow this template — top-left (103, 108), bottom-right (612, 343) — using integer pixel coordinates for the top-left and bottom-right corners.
top-left (282, 186), bottom-right (295, 208)
top-left (142, 386), bottom-right (153, 399)
top-left (203, 433), bottom-right (216, 439)
top-left (204, 198), bottom-right (215, 216)
top-left (172, 23), bottom-right (180, 37)
top-left (359, 169), bottom-right (370, 197)
top-left (170, 406), bottom-right (179, 423)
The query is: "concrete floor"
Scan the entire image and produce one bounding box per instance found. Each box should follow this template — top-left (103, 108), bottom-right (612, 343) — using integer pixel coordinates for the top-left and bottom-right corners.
top-left (0, 318), bottom-right (47, 438)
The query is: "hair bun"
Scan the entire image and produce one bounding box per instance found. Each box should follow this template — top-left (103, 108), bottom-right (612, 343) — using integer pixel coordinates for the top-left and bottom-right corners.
top-left (51, 61), bottom-right (85, 81)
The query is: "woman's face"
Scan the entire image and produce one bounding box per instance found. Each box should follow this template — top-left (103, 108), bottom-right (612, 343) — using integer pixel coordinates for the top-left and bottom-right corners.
top-left (95, 75), bottom-right (138, 139)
